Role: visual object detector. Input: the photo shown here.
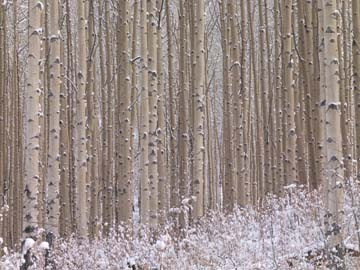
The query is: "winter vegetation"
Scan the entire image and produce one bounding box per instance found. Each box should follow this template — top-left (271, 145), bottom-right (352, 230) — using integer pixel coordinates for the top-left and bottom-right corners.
top-left (1, 0), bottom-right (360, 269)
top-left (2, 184), bottom-right (360, 269)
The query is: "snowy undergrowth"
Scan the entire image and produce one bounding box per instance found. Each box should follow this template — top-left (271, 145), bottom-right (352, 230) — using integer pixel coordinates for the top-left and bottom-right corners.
top-left (2, 183), bottom-right (360, 269)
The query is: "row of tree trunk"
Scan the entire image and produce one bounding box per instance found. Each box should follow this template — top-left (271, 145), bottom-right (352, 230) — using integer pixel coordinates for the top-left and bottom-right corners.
top-left (0, 0), bottom-right (354, 258)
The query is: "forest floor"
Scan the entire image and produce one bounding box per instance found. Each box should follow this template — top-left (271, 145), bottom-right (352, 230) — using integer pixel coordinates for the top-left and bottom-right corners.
top-left (2, 183), bottom-right (360, 269)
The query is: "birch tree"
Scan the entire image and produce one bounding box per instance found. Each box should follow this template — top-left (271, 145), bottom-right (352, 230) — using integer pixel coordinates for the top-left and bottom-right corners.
top-left (86, 0), bottom-right (100, 238)
top-left (178, 0), bottom-right (190, 229)
top-left (102, 0), bottom-right (115, 233)
top-left (75, 0), bottom-right (88, 237)
top-left (23, 0), bottom-right (43, 239)
top-left (147, 0), bottom-right (159, 227)
top-left (322, 0), bottom-right (345, 265)
top-left (46, 0), bottom-right (62, 236)
top-left (282, 0), bottom-right (297, 186)
top-left (157, 0), bottom-right (167, 225)
top-left (116, 0), bottom-right (133, 226)
top-left (166, 0), bottom-right (178, 219)
top-left (191, 0), bottom-right (206, 219)
top-left (353, 0), bottom-right (360, 176)
top-left (220, 1), bottom-right (235, 211)
top-left (140, 0), bottom-right (150, 224)
top-left (0, 0), bottom-right (5, 243)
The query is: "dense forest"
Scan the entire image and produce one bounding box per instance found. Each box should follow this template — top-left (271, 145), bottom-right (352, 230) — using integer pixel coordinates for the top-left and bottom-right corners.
top-left (0, 0), bottom-right (359, 268)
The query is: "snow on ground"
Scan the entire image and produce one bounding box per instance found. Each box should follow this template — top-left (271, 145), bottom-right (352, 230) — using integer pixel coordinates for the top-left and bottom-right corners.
top-left (2, 183), bottom-right (360, 269)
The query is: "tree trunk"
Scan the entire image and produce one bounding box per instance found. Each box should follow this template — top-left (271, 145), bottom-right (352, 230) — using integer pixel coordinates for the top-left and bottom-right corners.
top-left (353, 0), bottom-right (360, 177)
top-left (75, 0), bottom-right (88, 237)
top-left (147, 0), bottom-right (159, 227)
top-left (157, 0), bottom-right (167, 225)
top-left (139, 0), bottom-right (150, 224)
top-left (282, 0), bottom-right (297, 186)
top-left (116, 0), bottom-right (133, 227)
top-left (23, 0), bottom-right (43, 239)
top-left (323, 0), bottom-right (345, 265)
top-left (192, 0), bottom-right (205, 218)
top-left (178, 0), bottom-right (190, 230)
top-left (46, 0), bottom-right (62, 236)
top-left (166, 0), bottom-right (178, 224)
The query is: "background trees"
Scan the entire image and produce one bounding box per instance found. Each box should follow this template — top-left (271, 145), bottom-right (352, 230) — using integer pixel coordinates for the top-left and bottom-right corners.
top-left (0, 0), bottom-right (356, 261)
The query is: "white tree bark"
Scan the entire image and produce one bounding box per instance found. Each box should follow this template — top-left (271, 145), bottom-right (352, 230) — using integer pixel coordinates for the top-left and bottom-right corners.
top-left (192, 0), bottom-right (205, 218)
top-left (353, 0), bottom-right (360, 175)
top-left (75, 0), bottom-right (88, 237)
top-left (46, 0), bottom-right (62, 236)
top-left (147, 0), bottom-right (159, 227)
top-left (23, 0), bottom-right (43, 238)
top-left (283, 0), bottom-right (297, 185)
top-left (139, 0), bottom-right (150, 224)
top-left (116, 0), bottom-right (133, 225)
top-left (323, 0), bottom-right (345, 261)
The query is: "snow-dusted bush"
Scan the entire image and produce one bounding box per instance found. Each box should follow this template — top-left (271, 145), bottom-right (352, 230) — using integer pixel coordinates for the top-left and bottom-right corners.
top-left (2, 183), bottom-right (360, 269)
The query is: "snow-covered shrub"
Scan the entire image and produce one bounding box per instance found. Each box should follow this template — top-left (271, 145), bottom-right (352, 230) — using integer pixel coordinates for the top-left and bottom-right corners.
top-left (2, 184), bottom-right (360, 269)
